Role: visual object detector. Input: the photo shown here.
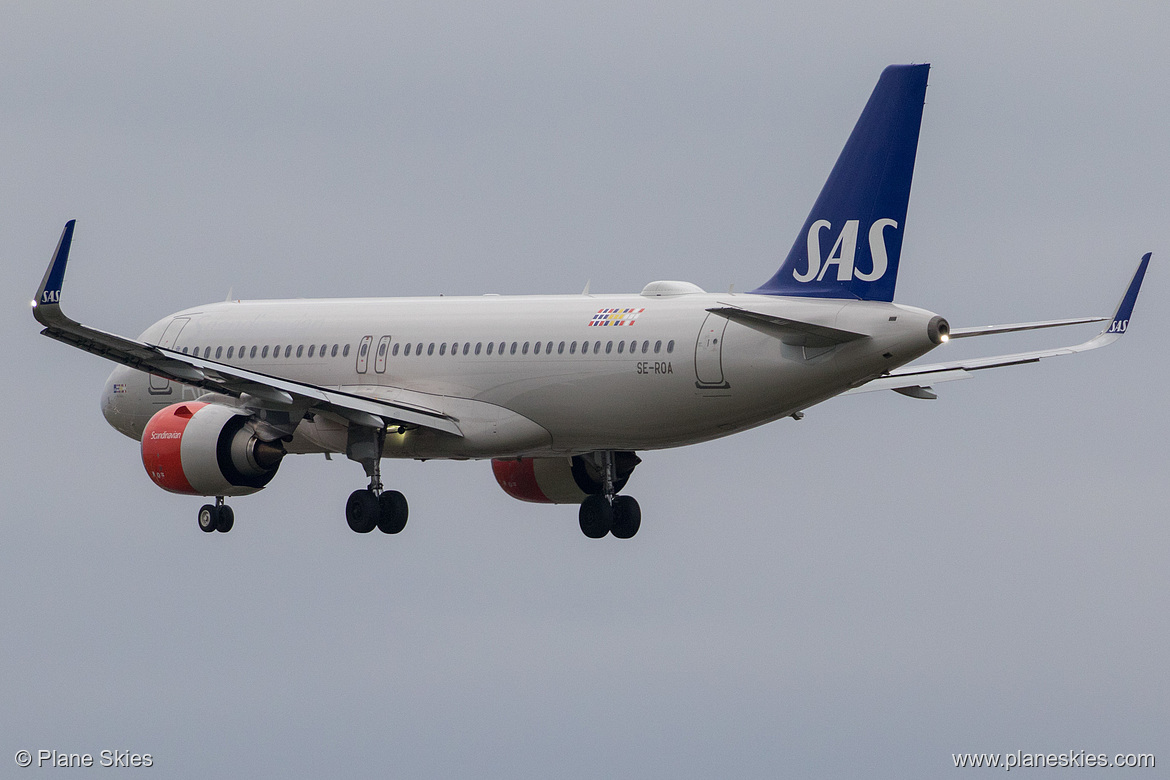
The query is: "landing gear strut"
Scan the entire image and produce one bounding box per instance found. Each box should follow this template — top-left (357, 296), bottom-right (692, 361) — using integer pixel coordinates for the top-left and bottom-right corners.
top-left (578, 451), bottom-right (641, 539)
top-left (198, 496), bottom-right (234, 533)
top-left (345, 426), bottom-right (408, 534)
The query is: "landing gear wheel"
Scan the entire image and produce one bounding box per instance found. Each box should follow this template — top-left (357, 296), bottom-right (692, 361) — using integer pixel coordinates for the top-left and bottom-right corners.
top-left (198, 505), bottom-right (217, 533)
top-left (610, 495), bottom-right (641, 539)
top-left (579, 494), bottom-right (613, 539)
top-left (376, 490), bottom-right (409, 534)
top-left (346, 489), bottom-right (379, 533)
top-left (215, 505), bottom-right (235, 533)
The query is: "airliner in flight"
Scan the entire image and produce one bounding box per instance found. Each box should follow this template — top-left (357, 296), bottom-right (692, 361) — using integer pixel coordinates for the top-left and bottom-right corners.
top-left (33, 64), bottom-right (1149, 539)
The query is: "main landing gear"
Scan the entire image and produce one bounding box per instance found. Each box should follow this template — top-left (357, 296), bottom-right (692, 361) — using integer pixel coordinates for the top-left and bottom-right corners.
top-left (578, 451), bottom-right (641, 539)
top-left (198, 496), bottom-right (234, 533)
top-left (344, 431), bottom-right (408, 534)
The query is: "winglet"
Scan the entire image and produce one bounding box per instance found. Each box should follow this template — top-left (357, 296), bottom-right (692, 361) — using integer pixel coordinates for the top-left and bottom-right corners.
top-left (1102, 252), bottom-right (1150, 337)
top-left (33, 220), bottom-right (76, 327)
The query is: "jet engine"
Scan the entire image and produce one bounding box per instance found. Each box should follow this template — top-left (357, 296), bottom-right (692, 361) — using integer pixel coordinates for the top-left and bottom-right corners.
top-left (141, 402), bottom-right (285, 496)
top-left (492, 452), bottom-right (640, 504)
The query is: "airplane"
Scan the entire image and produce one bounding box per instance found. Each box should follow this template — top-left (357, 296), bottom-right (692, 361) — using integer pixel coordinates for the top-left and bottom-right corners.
top-left (32, 63), bottom-right (1150, 539)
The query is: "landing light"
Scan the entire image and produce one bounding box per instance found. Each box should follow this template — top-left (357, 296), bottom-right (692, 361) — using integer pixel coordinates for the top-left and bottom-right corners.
top-left (30, 299), bottom-right (37, 309)
top-left (940, 334), bottom-right (949, 343)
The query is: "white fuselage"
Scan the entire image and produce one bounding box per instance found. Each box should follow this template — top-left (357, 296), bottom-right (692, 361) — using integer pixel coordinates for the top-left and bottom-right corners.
top-left (101, 289), bottom-right (944, 460)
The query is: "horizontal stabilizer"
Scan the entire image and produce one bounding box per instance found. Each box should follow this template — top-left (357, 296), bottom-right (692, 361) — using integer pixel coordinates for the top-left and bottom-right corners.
top-left (706, 306), bottom-right (867, 348)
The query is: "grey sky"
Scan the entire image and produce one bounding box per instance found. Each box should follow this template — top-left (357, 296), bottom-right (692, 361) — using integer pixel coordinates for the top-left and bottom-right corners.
top-left (3, 2), bottom-right (1167, 777)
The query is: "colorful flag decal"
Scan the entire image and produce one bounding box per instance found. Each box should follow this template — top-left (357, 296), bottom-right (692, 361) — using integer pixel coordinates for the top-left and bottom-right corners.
top-left (589, 307), bottom-right (645, 327)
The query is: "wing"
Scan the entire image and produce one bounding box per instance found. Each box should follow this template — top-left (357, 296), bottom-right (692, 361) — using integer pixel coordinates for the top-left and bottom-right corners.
top-left (847, 253), bottom-right (1151, 397)
top-left (32, 221), bottom-right (462, 436)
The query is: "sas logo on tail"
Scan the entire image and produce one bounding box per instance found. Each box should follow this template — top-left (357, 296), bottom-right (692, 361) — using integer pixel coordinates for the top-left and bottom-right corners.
top-left (793, 219), bottom-right (898, 283)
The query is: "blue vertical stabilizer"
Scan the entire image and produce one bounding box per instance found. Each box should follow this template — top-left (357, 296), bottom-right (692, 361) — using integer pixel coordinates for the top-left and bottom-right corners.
top-left (753, 64), bottom-right (929, 301)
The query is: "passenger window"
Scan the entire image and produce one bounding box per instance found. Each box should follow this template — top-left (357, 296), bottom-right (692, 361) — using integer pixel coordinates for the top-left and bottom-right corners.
top-left (392, 343), bottom-right (400, 356)
top-left (642, 340), bottom-right (649, 354)
top-left (320, 344), bottom-right (327, 356)
top-left (605, 341), bottom-right (613, 354)
top-left (404, 343), bottom-right (412, 356)
top-left (616, 341), bottom-right (624, 354)
top-left (439, 343), bottom-right (446, 356)
top-left (296, 345), bottom-right (304, 358)
top-left (239, 345), bottom-right (245, 356)
top-left (594, 341), bottom-right (601, 354)
top-left (510, 342), bottom-right (518, 355)
top-left (499, 342), bottom-right (506, 355)
top-left (569, 341), bottom-right (576, 354)
top-left (486, 342), bottom-right (494, 355)
top-left (379, 342), bottom-right (387, 357)
top-left (522, 342), bottom-right (529, 355)
top-left (654, 340), bottom-right (662, 354)
top-left (475, 342), bottom-right (482, 355)
top-left (546, 341), bottom-right (553, 354)
top-left (251, 346), bottom-right (258, 358)
top-left (215, 346), bottom-right (223, 359)
top-left (667, 340), bottom-right (675, 353)
top-left (451, 342), bottom-right (458, 355)
top-left (428, 343), bottom-right (435, 356)
top-left (227, 346), bottom-right (234, 359)
top-left (463, 343), bottom-right (470, 355)
top-left (182, 347), bottom-right (189, 354)
top-left (308, 344), bottom-right (316, 358)
top-left (343, 344), bottom-right (350, 357)
top-left (557, 341), bottom-right (564, 354)
top-left (262, 345), bottom-right (269, 358)
top-left (359, 342), bottom-right (368, 357)
top-left (533, 341), bottom-right (540, 355)
top-left (331, 344), bottom-right (339, 357)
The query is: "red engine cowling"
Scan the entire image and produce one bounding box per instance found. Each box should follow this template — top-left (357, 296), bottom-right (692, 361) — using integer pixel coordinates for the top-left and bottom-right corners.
top-left (492, 453), bottom-right (639, 504)
top-left (141, 402), bottom-right (285, 496)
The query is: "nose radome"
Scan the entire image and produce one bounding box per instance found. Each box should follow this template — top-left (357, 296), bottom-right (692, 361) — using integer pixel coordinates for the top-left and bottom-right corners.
top-left (101, 366), bottom-right (145, 440)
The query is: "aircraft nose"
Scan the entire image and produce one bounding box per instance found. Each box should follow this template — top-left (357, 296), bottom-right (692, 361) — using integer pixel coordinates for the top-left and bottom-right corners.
top-left (101, 366), bottom-right (146, 440)
top-left (100, 369), bottom-right (122, 427)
